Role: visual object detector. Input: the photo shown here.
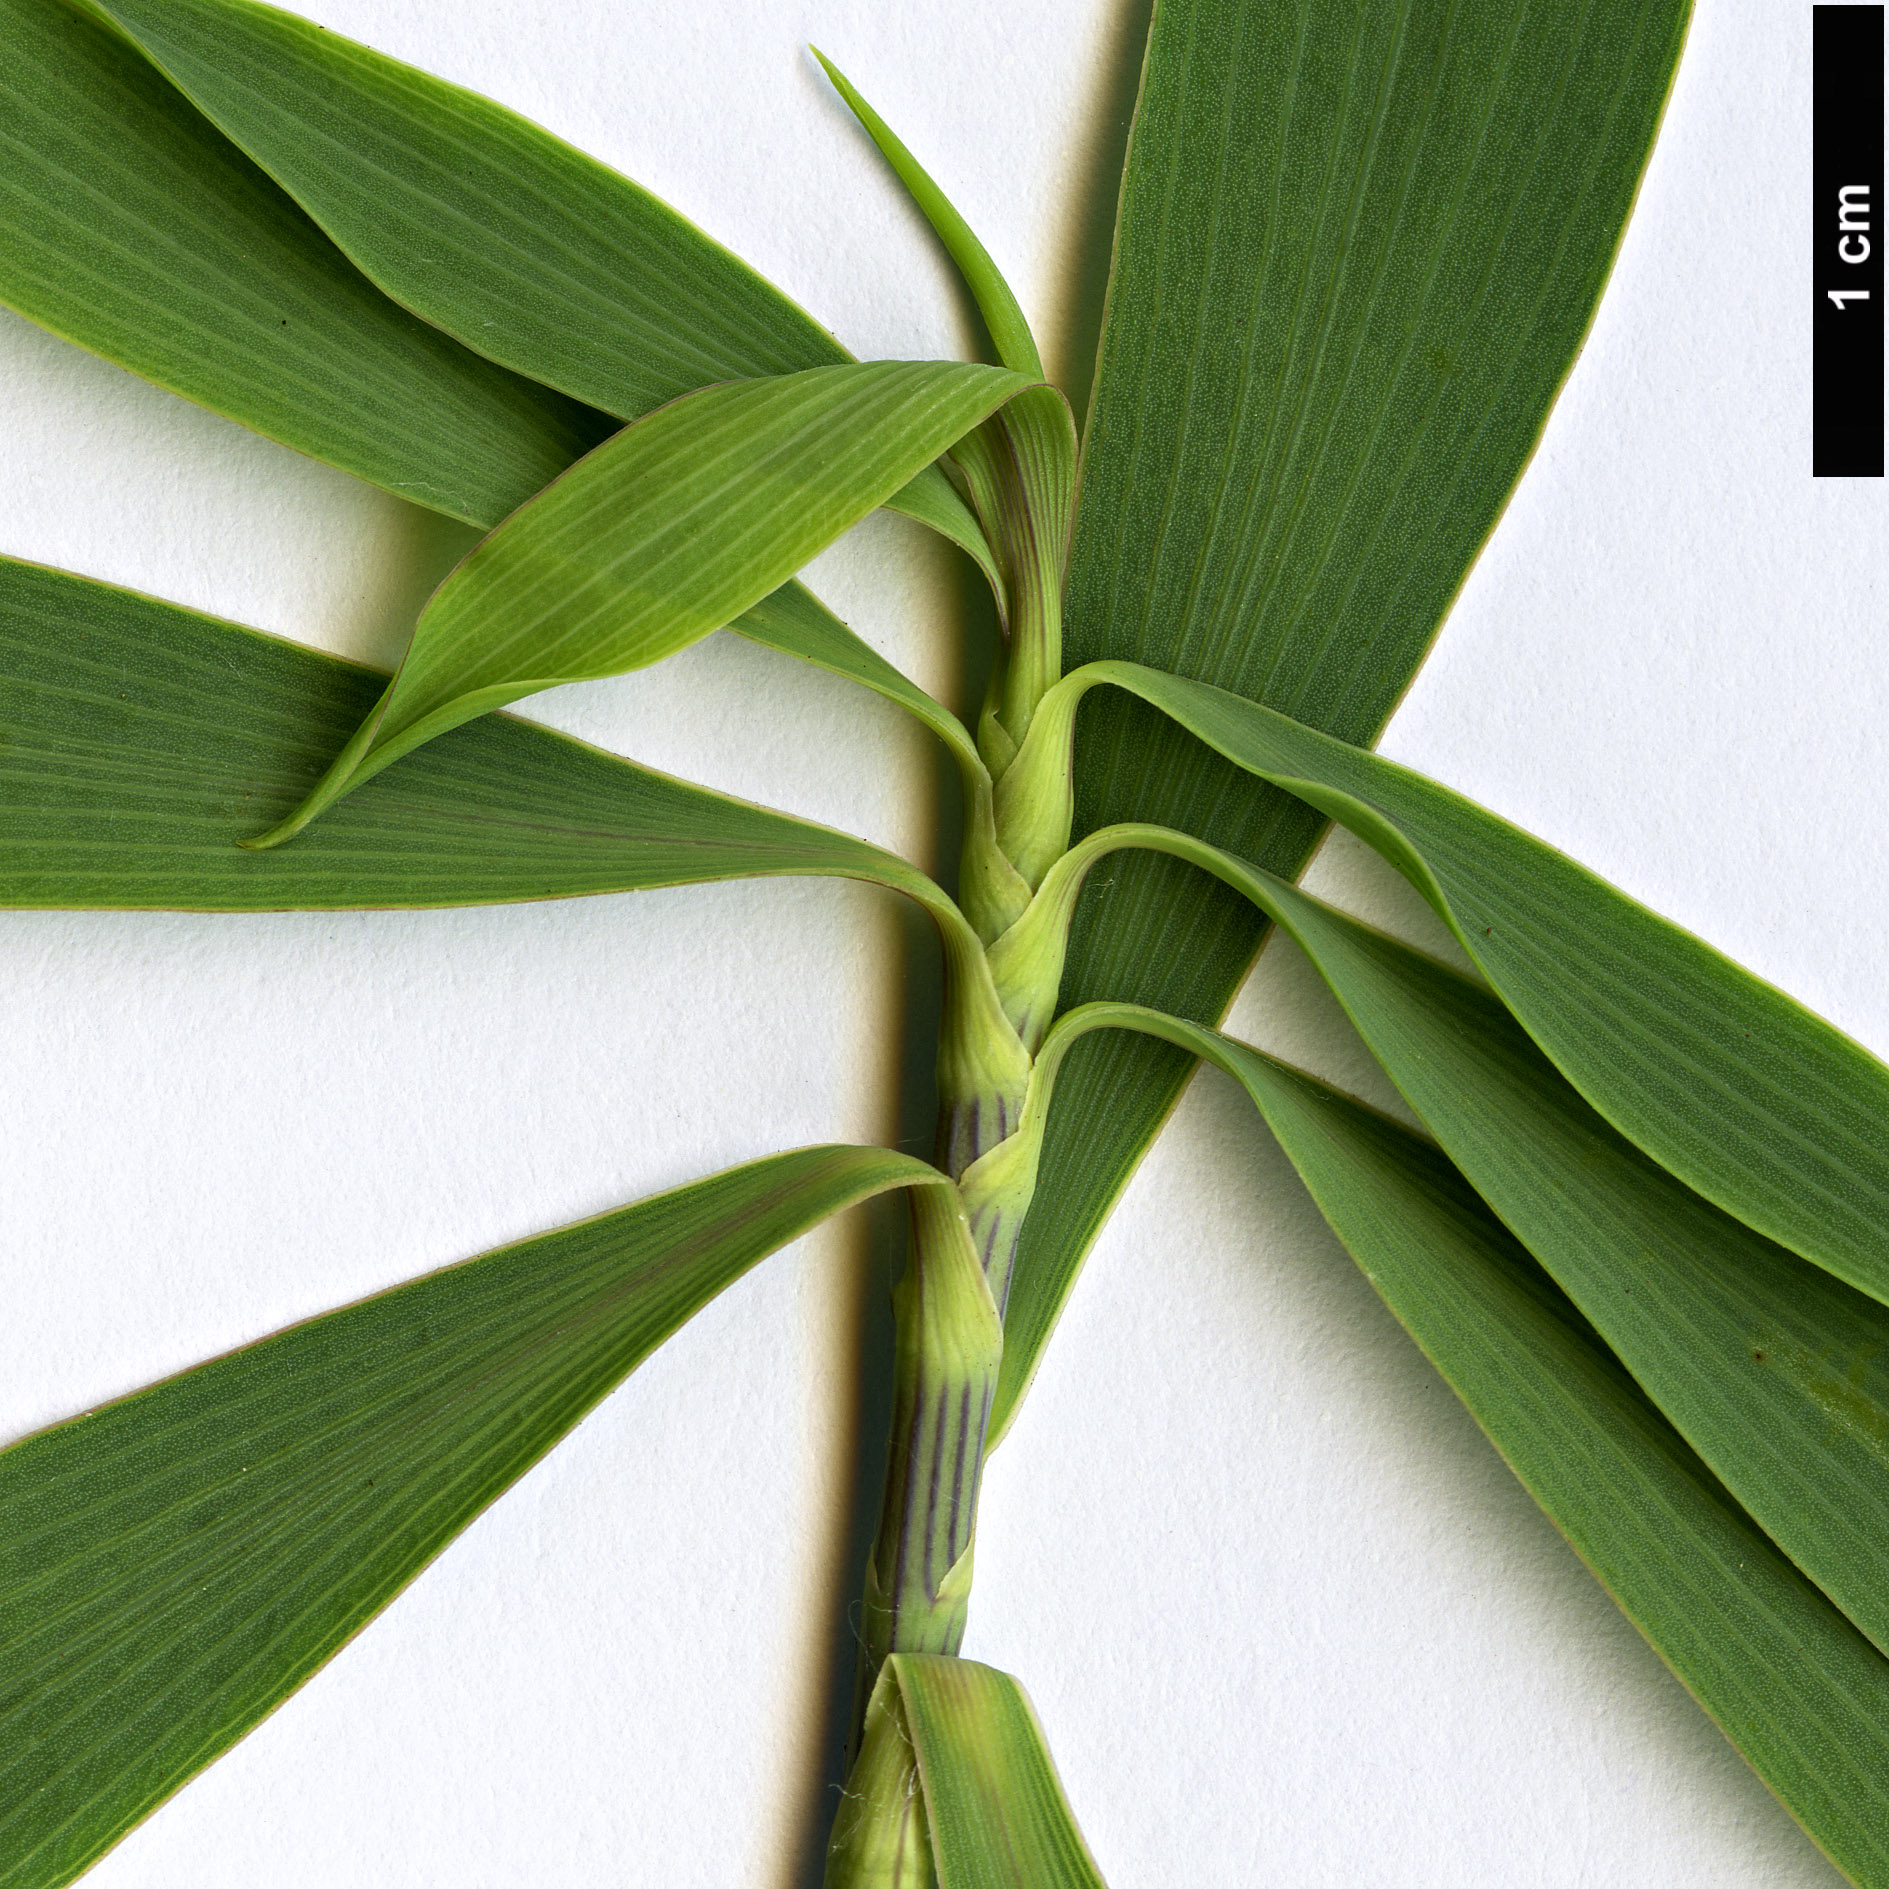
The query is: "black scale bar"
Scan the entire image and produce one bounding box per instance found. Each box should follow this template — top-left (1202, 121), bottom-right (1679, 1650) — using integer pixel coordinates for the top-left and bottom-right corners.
top-left (1814, 5), bottom-right (1884, 477)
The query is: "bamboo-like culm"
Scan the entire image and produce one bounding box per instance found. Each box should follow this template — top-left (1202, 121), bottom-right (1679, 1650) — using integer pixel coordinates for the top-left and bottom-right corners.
top-left (827, 397), bottom-right (1083, 1884)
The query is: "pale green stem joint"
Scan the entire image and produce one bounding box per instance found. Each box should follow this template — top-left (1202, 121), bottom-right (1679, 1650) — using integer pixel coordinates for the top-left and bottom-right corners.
top-left (933, 910), bottom-right (1032, 1181)
top-left (956, 761), bottom-right (1033, 944)
top-left (862, 1185), bottom-right (1003, 1682)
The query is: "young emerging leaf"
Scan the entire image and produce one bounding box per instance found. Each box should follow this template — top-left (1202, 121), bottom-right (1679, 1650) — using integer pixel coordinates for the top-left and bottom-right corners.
top-left (812, 52), bottom-right (1043, 380)
top-left (249, 362), bottom-right (1033, 845)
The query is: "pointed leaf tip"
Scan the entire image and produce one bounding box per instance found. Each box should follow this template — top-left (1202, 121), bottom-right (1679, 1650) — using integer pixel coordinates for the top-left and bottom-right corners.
top-left (813, 49), bottom-right (1045, 380)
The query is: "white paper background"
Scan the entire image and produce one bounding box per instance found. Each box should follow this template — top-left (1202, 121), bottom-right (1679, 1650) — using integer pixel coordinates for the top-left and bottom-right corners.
top-left (1, 0), bottom-right (1880, 1882)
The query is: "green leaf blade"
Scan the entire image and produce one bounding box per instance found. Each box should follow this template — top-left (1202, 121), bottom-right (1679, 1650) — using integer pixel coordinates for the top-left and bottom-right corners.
top-left (1198, 1031), bottom-right (1889, 1889)
top-left (882, 463), bottom-right (1010, 624)
top-left (1012, 0), bottom-right (1692, 1445)
top-left (1171, 847), bottom-right (1889, 1670)
top-left (0, 556), bottom-right (931, 912)
top-left (257, 361), bottom-right (1033, 844)
top-left (812, 51), bottom-right (1044, 379)
top-left (0, 1145), bottom-right (939, 1889)
top-left (890, 1655), bottom-right (1106, 1889)
top-left (0, 0), bottom-right (607, 527)
top-left (1105, 665), bottom-right (1889, 1312)
top-left (1057, 1005), bottom-right (1889, 1886)
top-left (734, 580), bottom-right (983, 776)
top-left (78, 0), bottom-right (853, 417)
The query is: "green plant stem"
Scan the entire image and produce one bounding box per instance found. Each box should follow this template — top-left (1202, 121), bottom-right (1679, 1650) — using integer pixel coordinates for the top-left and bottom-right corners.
top-left (831, 447), bottom-right (1076, 1884)
top-left (852, 815), bottom-right (1280, 1741)
top-left (860, 1183), bottom-right (1003, 1677)
top-left (856, 889), bottom-right (1034, 1682)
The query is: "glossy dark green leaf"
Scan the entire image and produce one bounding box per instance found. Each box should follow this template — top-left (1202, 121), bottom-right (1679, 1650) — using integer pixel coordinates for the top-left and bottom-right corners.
top-left (0, 1144), bottom-right (941, 1889)
top-left (0, 555), bottom-right (947, 914)
top-left (0, 0), bottom-right (608, 527)
top-left (252, 362), bottom-right (1032, 845)
top-left (1037, 1004), bottom-right (1889, 1888)
top-left (1012, 0), bottom-right (1694, 1448)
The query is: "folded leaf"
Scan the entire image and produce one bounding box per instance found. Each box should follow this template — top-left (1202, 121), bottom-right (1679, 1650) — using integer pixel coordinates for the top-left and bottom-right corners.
top-left (72, 0), bottom-right (1013, 579)
top-left (1077, 663), bottom-right (1889, 1312)
top-left (0, 555), bottom-right (946, 914)
top-left (881, 463), bottom-right (1010, 623)
top-left (728, 581), bottom-right (1036, 950)
top-left (1012, 0), bottom-right (1693, 1454)
top-left (1040, 1005), bottom-right (1889, 1887)
top-left (829, 1654), bottom-right (1105, 1889)
top-left (0, 0), bottom-right (608, 527)
top-left (251, 362), bottom-right (1033, 845)
top-left (1265, 876), bottom-right (1889, 1666)
top-left (0, 1144), bottom-right (944, 1889)
top-left (1031, 825), bottom-right (1889, 1666)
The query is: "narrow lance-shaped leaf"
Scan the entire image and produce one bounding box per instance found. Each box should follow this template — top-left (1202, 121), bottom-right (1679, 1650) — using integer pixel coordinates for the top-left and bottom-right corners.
top-left (0, 1145), bottom-right (946, 1889)
top-left (1006, 816), bottom-right (1889, 1668)
top-left (1013, 0), bottom-right (1694, 1453)
top-left (0, 555), bottom-right (1037, 1146)
top-left (884, 464), bottom-right (1011, 619)
top-left (250, 362), bottom-right (1033, 847)
top-left (64, 0), bottom-right (1006, 580)
top-left (829, 1655), bottom-right (1106, 1889)
top-left (0, 555), bottom-right (954, 916)
top-left (1034, 1003), bottom-right (1889, 1888)
top-left (1044, 662), bottom-right (1889, 1313)
top-left (735, 580), bottom-right (984, 785)
top-left (729, 582), bottom-right (1036, 948)
top-left (810, 51), bottom-right (1076, 745)
top-left (74, 0), bottom-right (853, 417)
top-left (0, 0), bottom-right (608, 527)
